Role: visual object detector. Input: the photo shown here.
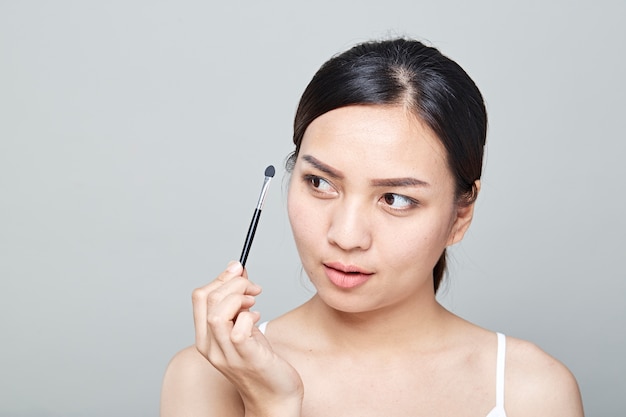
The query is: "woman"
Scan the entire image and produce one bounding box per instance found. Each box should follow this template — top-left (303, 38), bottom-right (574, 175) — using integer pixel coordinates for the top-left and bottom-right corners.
top-left (160, 38), bottom-right (584, 417)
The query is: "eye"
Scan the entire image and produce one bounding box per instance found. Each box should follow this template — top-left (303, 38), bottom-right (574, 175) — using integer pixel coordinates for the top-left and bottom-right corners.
top-left (380, 193), bottom-right (418, 210)
top-left (303, 174), bottom-right (337, 196)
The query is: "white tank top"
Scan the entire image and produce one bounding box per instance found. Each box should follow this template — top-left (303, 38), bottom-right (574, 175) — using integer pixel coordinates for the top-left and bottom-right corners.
top-left (258, 322), bottom-right (507, 417)
top-left (485, 332), bottom-right (507, 416)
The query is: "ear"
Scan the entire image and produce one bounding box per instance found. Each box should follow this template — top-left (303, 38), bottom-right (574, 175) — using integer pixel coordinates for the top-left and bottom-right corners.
top-left (447, 180), bottom-right (480, 246)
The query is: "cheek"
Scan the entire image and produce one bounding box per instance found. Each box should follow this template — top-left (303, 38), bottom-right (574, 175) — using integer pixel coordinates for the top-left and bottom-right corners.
top-left (287, 186), bottom-right (301, 231)
top-left (381, 217), bottom-right (452, 266)
top-left (287, 187), bottom-right (316, 247)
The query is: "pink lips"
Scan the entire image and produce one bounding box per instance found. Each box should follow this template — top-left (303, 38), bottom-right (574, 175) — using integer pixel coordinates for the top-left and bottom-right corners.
top-left (323, 262), bottom-right (373, 289)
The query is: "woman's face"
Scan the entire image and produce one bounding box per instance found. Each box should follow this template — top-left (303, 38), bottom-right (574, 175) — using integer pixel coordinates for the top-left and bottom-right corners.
top-left (287, 105), bottom-right (474, 314)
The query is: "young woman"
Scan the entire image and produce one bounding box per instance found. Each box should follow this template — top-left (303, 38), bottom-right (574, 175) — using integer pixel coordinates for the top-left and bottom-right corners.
top-left (160, 38), bottom-right (584, 417)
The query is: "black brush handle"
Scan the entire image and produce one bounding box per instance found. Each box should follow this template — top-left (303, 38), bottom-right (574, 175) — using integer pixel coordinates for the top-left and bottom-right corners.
top-left (239, 208), bottom-right (261, 267)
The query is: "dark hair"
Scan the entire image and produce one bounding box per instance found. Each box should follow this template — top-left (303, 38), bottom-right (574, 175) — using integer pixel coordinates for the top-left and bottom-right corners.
top-left (286, 38), bottom-right (487, 292)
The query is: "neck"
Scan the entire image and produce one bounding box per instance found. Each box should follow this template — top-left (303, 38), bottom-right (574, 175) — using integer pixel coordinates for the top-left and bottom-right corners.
top-left (303, 293), bottom-right (455, 353)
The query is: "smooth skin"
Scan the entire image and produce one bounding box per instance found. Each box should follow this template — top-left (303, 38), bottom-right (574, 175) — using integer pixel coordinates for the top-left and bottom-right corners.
top-left (161, 105), bottom-right (584, 417)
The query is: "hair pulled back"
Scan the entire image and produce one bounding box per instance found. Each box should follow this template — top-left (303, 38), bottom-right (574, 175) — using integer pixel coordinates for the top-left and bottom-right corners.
top-left (286, 38), bottom-right (487, 293)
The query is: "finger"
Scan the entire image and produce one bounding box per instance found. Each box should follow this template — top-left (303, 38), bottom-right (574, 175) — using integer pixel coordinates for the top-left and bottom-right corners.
top-left (210, 261), bottom-right (246, 290)
top-left (206, 294), bottom-right (257, 364)
top-left (230, 310), bottom-right (262, 345)
top-left (192, 261), bottom-right (243, 353)
top-left (193, 262), bottom-right (242, 307)
top-left (192, 261), bottom-right (249, 335)
top-left (204, 261), bottom-right (260, 304)
top-left (192, 287), bottom-right (209, 353)
top-left (205, 277), bottom-right (261, 312)
top-left (208, 292), bottom-right (257, 336)
top-left (201, 261), bottom-right (246, 296)
top-left (195, 275), bottom-right (260, 345)
top-left (196, 289), bottom-right (249, 362)
top-left (220, 260), bottom-right (245, 281)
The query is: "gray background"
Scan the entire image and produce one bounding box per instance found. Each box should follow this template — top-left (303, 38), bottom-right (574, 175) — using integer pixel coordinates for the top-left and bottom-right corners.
top-left (1, 1), bottom-right (624, 416)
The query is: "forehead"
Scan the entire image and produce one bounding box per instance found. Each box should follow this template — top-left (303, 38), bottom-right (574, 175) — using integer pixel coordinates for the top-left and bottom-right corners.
top-left (299, 105), bottom-right (451, 184)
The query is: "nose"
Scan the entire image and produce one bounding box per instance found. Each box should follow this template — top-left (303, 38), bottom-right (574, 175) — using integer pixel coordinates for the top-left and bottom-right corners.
top-left (327, 199), bottom-right (372, 252)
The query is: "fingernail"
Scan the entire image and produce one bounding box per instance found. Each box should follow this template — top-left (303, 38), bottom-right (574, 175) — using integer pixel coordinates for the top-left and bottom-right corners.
top-left (227, 261), bottom-right (242, 273)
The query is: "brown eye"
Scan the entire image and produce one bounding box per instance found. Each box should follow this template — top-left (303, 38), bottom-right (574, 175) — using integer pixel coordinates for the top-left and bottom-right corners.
top-left (303, 174), bottom-right (335, 194)
top-left (381, 193), bottom-right (417, 210)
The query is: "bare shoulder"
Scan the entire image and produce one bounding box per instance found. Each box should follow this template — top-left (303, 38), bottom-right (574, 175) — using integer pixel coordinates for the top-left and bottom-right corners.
top-left (160, 345), bottom-right (243, 417)
top-left (504, 336), bottom-right (584, 416)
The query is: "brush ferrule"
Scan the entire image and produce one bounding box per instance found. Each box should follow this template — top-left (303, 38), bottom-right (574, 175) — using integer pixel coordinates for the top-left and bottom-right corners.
top-left (255, 176), bottom-right (272, 210)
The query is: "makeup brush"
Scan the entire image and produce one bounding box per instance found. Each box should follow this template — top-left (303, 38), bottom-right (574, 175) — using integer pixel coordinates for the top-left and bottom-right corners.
top-left (239, 165), bottom-right (275, 267)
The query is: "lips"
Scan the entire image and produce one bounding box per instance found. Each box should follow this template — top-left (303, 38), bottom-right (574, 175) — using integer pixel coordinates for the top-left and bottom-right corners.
top-left (323, 262), bottom-right (373, 289)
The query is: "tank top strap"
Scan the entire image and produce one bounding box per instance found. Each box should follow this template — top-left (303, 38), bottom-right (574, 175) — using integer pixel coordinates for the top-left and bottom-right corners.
top-left (258, 321), bottom-right (269, 334)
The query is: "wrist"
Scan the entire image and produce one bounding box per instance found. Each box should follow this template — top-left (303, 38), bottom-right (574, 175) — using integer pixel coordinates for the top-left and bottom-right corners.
top-left (244, 394), bottom-right (303, 417)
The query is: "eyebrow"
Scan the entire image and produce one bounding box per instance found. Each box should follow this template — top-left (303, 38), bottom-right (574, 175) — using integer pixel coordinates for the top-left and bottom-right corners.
top-left (302, 155), bottom-right (344, 179)
top-left (370, 177), bottom-right (430, 188)
top-left (302, 154), bottom-right (430, 188)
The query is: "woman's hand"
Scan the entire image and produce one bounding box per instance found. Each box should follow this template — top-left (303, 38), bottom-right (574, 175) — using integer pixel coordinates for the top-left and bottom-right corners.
top-left (192, 261), bottom-right (304, 417)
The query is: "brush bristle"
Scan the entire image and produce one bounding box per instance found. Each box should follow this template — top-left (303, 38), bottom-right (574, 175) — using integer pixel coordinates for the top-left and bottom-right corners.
top-left (265, 165), bottom-right (275, 178)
